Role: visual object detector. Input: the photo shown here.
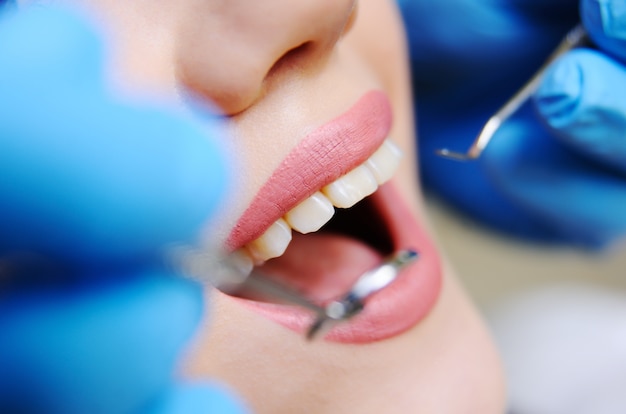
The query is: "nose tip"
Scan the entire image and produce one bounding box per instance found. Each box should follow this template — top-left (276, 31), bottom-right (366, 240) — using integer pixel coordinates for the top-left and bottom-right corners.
top-left (175, 0), bottom-right (358, 115)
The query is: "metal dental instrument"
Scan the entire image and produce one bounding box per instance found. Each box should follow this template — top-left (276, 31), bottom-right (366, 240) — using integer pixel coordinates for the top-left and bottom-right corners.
top-left (436, 24), bottom-right (590, 161)
top-left (176, 247), bottom-right (326, 313)
top-left (177, 247), bottom-right (419, 341)
top-left (227, 270), bottom-right (327, 313)
top-left (306, 249), bottom-right (419, 341)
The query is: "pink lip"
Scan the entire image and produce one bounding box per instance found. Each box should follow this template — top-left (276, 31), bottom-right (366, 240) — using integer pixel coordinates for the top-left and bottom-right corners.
top-left (226, 90), bottom-right (392, 249)
top-left (230, 183), bottom-right (442, 343)
top-left (222, 90), bottom-right (442, 343)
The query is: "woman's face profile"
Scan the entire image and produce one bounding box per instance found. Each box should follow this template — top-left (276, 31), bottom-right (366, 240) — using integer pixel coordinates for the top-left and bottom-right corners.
top-left (19, 0), bottom-right (506, 412)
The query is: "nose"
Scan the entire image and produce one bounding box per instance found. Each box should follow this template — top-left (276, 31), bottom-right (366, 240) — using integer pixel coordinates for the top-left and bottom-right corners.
top-left (175, 0), bottom-right (358, 115)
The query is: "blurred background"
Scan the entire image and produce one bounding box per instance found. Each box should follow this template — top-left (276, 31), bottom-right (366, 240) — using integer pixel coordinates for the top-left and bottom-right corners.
top-left (426, 195), bottom-right (626, 414)
top-left (426, 196), bottom-right (626, 307)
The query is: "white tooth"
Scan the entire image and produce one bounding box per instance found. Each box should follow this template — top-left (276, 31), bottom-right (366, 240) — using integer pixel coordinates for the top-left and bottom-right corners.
top-left (322, 164), bottom-right (378, 208)
top-left (366, 139), bottom-right (403, 185)
top-left (246, 218), bottom-right (292, 262)
top-left (284, 191), bottom-right (335, 234)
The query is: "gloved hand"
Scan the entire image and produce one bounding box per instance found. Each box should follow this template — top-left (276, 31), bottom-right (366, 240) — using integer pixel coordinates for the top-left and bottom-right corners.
top-left (399, 0), bottom-right (626, 248)
top-left (0, 6), bottom-right (246, 414)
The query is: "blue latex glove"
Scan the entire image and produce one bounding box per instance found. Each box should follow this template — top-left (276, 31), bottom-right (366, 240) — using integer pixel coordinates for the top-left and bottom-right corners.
top-left (399, 0), bottom-right (626, 248)
top-left (0, 6), bottom-right (247, 414)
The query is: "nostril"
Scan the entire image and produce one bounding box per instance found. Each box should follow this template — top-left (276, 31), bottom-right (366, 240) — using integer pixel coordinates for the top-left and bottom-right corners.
top-left (267, 41), bottom-right (314, 78)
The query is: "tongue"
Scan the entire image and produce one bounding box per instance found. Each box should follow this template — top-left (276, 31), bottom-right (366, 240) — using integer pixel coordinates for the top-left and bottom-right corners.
top-left (256, 232), bottom-right (383, 301)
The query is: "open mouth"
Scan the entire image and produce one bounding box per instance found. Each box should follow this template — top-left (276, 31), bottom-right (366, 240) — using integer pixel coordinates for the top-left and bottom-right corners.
top-left (228, 138), bottom-right (401, 281)
top-left (220, 91), bottom-right (442, 343)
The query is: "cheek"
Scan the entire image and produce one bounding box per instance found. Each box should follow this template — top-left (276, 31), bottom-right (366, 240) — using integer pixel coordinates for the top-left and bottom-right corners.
top-left (74, 1), bottom-right (184, 96)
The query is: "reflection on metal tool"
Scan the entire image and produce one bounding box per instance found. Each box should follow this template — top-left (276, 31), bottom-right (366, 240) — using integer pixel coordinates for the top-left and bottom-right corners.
top-left (436, 24), bottom-right (590, 161)
top-left (177, 247), bottom-right (327, 314)
top-left (306, 249), bottom-right (419, 341)
top-left (177, 247), bottom-right (419, 341)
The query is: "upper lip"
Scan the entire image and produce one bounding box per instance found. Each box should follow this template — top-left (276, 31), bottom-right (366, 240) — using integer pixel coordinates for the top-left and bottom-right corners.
top-left (226, 90), bottom-right (392, 250)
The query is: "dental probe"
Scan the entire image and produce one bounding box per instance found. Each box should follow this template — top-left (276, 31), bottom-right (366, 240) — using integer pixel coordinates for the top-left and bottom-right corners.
top-left (176, 246), bottom-right (418, 341)
top-left (306, 249), bottom-right (419, 341)
top-left (436, 23), bottom-right (590, 161)
top-left (175, 247), bottom-right (327, 313)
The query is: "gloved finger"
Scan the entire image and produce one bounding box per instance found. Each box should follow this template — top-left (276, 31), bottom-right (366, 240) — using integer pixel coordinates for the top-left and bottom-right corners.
top-left (581, 0), bottom-right (626, 63)
top-left (534, 49), bottom-right (626, 174)
top-left (0, 272), bottom-right (204, 414)
top-left (482, 106), bottom-right (626, 248)
top-left (147, 383), bottom-right (249, 414)
top-left (0, 7), bottom-right (228, 266)
top-left (417, 103), bottom-right (566, 243)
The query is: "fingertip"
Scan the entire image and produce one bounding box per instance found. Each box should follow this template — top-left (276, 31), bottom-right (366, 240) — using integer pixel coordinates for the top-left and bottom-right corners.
top-left (535, 49), bottom-right (626, 169)
top-left (581, 0), bottom-right (626, 62)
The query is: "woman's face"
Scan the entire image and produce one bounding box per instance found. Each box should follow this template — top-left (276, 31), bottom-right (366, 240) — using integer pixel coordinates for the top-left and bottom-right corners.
top-left (24, 0), bottom-right (505, 412)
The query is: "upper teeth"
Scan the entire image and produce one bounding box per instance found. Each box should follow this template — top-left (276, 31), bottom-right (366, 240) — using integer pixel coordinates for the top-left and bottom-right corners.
top-left (236, 139), bottom-right (402, 267)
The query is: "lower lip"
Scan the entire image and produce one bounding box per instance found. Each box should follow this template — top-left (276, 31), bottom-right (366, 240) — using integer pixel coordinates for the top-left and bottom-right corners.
top-left (220, 183), bottom-right (443, 344)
